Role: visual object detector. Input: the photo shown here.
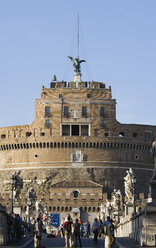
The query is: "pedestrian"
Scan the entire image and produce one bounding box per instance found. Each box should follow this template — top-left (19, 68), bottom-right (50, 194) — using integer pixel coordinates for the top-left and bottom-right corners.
top-left (60, 217), bottom-right (65, 237)
top-left (92, 218), bottom-right (99, 244)
top-left (73, 218), bottom-right (82, 247)
top-left (80, 224), bottom-right (84, 238)
top-left (64, 215), bottom-right (73, 248)
top-left (105, 218), bottom-right (115, 248)
top-left (78, 217), bottom-right (83, 225)
top-left (35, 217), bottom-right (43, 248)
top-left (85, 221), bottom-right (90, 238)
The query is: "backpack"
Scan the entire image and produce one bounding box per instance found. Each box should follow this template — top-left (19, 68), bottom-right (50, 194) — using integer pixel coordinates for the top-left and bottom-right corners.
top-left (64, 221), bottom-right (71, 232)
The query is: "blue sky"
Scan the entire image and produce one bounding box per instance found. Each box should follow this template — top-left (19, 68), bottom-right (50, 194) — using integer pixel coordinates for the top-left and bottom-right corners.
top-left (0, 0), bottom-right (156, 127)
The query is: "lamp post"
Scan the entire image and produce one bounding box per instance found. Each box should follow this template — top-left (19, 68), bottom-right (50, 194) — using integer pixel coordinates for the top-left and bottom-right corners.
top-left (116, 193), bottom-right (120, 223)
top-left (132, 174), bottom-right (136, 215)
top-left (11, 174), bottom-right (16, 214)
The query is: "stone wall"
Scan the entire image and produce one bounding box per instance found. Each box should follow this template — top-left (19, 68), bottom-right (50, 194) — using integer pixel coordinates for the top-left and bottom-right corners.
top-left (116, 205), bottom-right (156, 246)
top-left (0, 204), bottom-right (8, 245)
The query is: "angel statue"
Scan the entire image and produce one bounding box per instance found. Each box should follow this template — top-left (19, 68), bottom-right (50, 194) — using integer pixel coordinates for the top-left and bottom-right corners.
top-left (99, 204), bottom-right (105, 221)
top-left (12, 170), bottom-right (23, 202)
top-left (124, 168), bottom-right (134, 204)
top-left (68, 56), bottom-right (86, 73)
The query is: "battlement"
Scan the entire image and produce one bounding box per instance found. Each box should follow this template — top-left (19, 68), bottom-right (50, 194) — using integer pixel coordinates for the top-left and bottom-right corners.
top-left (49, 80), bottom-right (110, 90)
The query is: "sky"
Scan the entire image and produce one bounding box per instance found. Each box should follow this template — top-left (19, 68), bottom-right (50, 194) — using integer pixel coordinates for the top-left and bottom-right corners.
top-left (0, 0), bottom-right (156, 127)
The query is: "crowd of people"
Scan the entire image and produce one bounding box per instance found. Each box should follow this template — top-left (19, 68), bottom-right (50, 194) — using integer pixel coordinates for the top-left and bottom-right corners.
top-left (6, 212), bottom-right (116, 248)
top-left (57, 214), bottom-right (117, 248)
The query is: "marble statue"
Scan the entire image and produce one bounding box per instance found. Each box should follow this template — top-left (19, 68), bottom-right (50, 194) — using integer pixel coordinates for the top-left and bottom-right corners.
top-left (99, 204), bottom-right (105, 220)
top-left (124, 168), bottom-right (134, 204)
top-left (111, 189), bottom-right (121, 212)
top-left (36, 200), bottom-right (44, 214)
top-left (12, 170), bottom-right (23, 202)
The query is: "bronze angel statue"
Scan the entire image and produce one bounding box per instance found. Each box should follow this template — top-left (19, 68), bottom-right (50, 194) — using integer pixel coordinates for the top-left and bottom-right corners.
top-left (68, 56), bottom-right (86, 73)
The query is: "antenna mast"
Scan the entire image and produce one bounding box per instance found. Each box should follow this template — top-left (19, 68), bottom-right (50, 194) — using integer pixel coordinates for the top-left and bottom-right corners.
top-left (77, 13), bottom-right (79, 59)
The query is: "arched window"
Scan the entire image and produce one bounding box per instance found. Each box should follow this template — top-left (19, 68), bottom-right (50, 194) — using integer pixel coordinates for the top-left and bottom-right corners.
top-left (73, 190), bottom-right (79, 199)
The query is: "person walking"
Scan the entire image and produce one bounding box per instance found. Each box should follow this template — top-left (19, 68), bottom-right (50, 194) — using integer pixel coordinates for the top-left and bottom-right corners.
top-left (85, 221), bottom-right (90, 238)
top-left (73, 218), bottom-right (82, 247)
top-left (92, 218), bottom-right (99, 244)
top-left (105, 218), bottom-right (115, 248)
top-left (64, 216), bottom-right (73, 248)
top-left (35, 217), bottom-right (43, 248)
top-left (60, 217), bottom-right (65, 237)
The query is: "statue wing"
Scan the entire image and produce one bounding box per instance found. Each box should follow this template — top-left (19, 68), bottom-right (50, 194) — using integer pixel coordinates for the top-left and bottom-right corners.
top-left (79, 60), bottom-right (86, 63)
top-left (68, 56), bottom-right (75, 63)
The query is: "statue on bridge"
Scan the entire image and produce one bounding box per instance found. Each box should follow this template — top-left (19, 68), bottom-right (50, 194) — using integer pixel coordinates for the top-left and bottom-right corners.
top-left (151, 141), bottom-right (156, 180)
top-left (12, 170), bottom-right (23, 202)
top-left (124, 168), bottom-right (134, 204)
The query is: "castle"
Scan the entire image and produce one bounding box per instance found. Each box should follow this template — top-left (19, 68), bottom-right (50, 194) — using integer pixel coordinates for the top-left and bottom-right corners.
top-left (0, 56), bottom-right (155, 222)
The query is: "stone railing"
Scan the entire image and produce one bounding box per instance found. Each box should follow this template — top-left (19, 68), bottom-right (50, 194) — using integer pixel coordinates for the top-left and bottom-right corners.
top-left (0, 204), bottom-right (8, 245)
top-left (116, 204), bottom-right (156, 247)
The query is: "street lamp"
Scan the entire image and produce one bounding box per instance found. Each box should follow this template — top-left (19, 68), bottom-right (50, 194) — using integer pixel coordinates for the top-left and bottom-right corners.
top-left (132, 174), bottom-right (136, 215)
top-left (11, 174), bottom-right (16, 214)
top-left (116, 193), bottom-right (120, 223)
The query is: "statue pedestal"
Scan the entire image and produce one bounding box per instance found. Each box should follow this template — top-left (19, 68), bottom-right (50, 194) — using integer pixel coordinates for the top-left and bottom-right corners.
top-left (13, 202), bottom-right (22, 216)
top-left (125, 204), bottom-right (134, 217)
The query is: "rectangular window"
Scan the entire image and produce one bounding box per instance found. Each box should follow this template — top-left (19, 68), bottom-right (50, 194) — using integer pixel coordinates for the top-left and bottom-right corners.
top-left (145, 131), bottom-right (151, 141)
top-left (100, 107), bottom-right (105, 117)
top-left (72, 125), bottom-right (79, 136)
top-left (100, 119), bottom-right (105, 129)
top-left (45, 119), bottom-right (50, 128)
top-left (62, 125), bottom-right (70, 136)
top-left (64, 106), bottom-right (69, 117)
top-left (1, 134), bottom-right (6, 139)
top-left (59, 94), bottom-right (62, 98)
top-left (82, 106), bottom-right (87, 117)
top-left (81, 125), bottom-right (88, 136)
top-left (45, 106), bottom-right (51, 117)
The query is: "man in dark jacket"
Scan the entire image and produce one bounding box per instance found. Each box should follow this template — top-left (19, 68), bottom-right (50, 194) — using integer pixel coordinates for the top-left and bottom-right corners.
top-left (106, 219), bottom-right (115, 247)
top-left (73, 218), bottom-right (82, 247)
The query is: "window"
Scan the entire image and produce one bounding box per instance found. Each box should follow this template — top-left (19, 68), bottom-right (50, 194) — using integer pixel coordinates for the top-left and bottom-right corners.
top-left (81, 125), bottom-right (88, 136)
top-left (64, 106), bottom-right (69, 117)
top-left (1, 134), bottom-right (6, 139)
top-left (105, 132), bottom-right (109, 137)
top-left (59, 94), bottom-right (62, 98)
top-left (50, 82), bottom-right (55, 88)
top-left (87, 94), bottom-right (91, 98)
top-left (62, 125), bottom-right (70, 136)
top-left (45, 119), bottom-right (50, 128)
top-left (40, 132), bottom-right (45, 136)
top-left (100, 119), bottom-right (105, 129)
top-left (132, 132), bottom-right (138, 138)
top-left (145, 131), bottom-right (151, 141)
top-left (119, 132), bottom-right (125, 137)
top-left (100, 107), bottom-right (105, 117)
top-left (26, 132), bottom-right (32, 137)
top-left (100, 83), bottom-right (105, 88)
top-left (72, 125), bottom-right (79, 136)
top-left (45, 106), bottom-right (51, 117)
top-left (73, 190), bottom-right (79, 199)
top-left (82, 106), bottom-right (87, 117)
